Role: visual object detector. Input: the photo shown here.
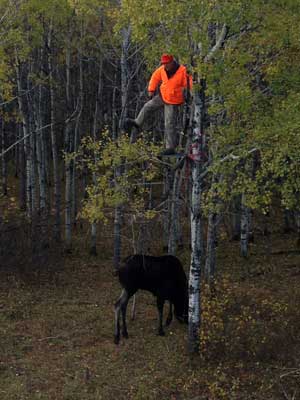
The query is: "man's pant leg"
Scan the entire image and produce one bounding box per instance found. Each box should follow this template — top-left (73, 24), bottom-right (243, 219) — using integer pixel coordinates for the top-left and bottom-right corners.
top-left (164, 104), bottom-right (179, 150)
top-left (130, 95), bottom-right (164, 143)
top-left (135, 95), bottom-right (164, 128)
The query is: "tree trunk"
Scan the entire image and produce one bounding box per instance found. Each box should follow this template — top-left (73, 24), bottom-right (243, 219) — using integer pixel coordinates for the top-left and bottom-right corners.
top-left (32, 50), bottom-right (49, 248)
top-left (18, 125), bottom-right (26, 211)
top-left (113, 25), bottom-right (131, 271)
top-left (27, 69), bottom-right (37, 216)
top-left (72, 24), bottom-right (84, 228)
top-left (205, 211), bottom-right (218, 285)
top-left (231, 195), bottom-right (241, 240)
top-left (168, 167), bottom-right (184, 255)
top-left (111, 82), bottom-right (122, 270)
top-left (240, 154), bottom-right (256, 257)
top-left (47, 23), bottom-right (61, 242)
top-left (64, 29), bottom-right (74, 253)
top-left (205, 173), bottom-right (221, 286)
top-left (35, 86), bottom-right (47, 212)
top-left (31, 52), bottom-right (47, 213)
top-left (119, 25), bottom-right (131, 129)
top-left (162, 167), bottom-right (173, 251)
top-left (15, 58), bottom-right (32, 218)
top-left (240, 195), bottom-right (250, 258)
top-left (90, 60), bottom-right (103, 256)
top-left (1, 120), bottom-right (7, 196)
top-left (296, 212), bottom-right (300, 246)
top-left (188, 78), bottom-right (206, 354)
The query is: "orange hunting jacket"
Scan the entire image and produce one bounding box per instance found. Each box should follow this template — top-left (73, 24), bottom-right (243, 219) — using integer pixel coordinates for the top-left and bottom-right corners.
top-left (148, 65), bottom-right (193, 105)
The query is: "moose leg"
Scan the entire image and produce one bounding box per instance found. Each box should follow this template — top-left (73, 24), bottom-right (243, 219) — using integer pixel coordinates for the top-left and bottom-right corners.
top-left (114, 293), bottom-right (122, 344)
top-left (114, 289), bottom-right (130, 344)
top-left (156, 297), bottom-right (165, 336)
top-left (165, 301), bottom-right (173, 326)
top-left (120, 290), bottom-right (130, 339)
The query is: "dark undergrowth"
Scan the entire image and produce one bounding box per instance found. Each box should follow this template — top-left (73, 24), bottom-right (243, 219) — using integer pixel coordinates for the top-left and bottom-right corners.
top-left (0, 219), bottom-right (300, 399)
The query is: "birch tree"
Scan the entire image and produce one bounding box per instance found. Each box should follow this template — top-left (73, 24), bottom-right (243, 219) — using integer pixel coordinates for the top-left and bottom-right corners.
top-left (90, 60), bottom-right (103, 256)
top-left (113, 20), bottom-right (131, 271)
top-left (47, 21), bottom-right (61, 242)
top-left (15, 59), bottom-right (32, 218)
top-left (1, 119), bottom-right (7, 196)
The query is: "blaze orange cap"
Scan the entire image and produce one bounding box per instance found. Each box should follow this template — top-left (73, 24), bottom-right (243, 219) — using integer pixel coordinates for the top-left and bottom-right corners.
top-left (161, 54), bottom-right (174, 64)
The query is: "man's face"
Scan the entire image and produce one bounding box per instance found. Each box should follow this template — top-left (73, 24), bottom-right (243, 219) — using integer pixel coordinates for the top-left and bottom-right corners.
top-left (163, 61), bottom-right (174, 71)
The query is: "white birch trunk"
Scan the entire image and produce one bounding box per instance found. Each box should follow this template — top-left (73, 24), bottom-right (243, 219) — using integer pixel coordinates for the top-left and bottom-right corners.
top-left (112, 80), bottom-right (122, 271)
top-left (31, 52), bottom-right (46, 213)
top-left (90, 60), bottom-right (103, 256)
top-left (204, 172), bottom-right (221, 286)
top-left (113, 23), bottom-right (131, 270)
top-left (30, 134), bottom-right (36, 214)
top-left (296, 212), bottom-right (300, 246)
top-left (27, 71), bottom-right (36, 216)
top-left (231, 195), bottom-right (241, 240)
top-left (1, 120), bottom-right (7, 196)
top-left (72, 24), bottom-right (84, 227)
top-left (64, 30), bottom-right (73, 252)
top-left (188, 78), bottom-right (206, 354)
top-left (15, 59), bottom-right (32, 218)
top-left (18, 125), bottom-right (26, 210)
top-left (205, 211), bottom-right (218, 285)
top-left (47, 23), bottom-right (61, 242)
top-left (240, 194), bottom-right (250, 258)
top-left (168, 168), bottom-right (183, 255)
top-left (35, 85), bottom-right (47, 211)
top-left (163, 168), bottom-right (173, 251)
top-left (119, 25), bottom-right (131, 128)
top-left (240, 153), bottom-right (256, 257)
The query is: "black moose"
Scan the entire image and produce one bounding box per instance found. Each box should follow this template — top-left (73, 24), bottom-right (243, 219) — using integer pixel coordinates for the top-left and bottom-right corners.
top-left (114, 254), bottom-right (188, 344)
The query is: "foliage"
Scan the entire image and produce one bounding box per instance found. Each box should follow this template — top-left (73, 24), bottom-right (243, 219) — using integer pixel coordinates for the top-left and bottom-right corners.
top-left (200, 277), bottom-right (289, 360)
top-left (0, 0), bottom-right (298, 218)
top-left (76, 132), bottom-right (162, 223)
top-left (118, 0), bottom-right (300, 215)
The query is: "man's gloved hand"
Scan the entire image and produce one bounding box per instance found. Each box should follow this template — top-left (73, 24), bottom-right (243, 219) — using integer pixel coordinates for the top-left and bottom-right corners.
top-left (148, 91), bottom-right (154, 99)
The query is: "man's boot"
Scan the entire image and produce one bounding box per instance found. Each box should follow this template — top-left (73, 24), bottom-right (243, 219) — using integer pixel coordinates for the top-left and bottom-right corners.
top-left (123, 118), bottom-right (140, 132)
top-left (159, 148), bottom-right (176, 156)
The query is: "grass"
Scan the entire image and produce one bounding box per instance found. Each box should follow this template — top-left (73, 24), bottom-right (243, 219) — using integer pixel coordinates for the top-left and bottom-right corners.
top-left (0, 227), bottom-right (300, 399)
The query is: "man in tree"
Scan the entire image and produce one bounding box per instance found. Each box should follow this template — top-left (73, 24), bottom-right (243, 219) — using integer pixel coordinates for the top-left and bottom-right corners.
top-left (124, 54), bottom-right (192, 155)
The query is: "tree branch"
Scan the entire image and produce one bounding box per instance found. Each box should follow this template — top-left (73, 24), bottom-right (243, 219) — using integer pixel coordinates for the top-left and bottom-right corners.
top-left (0, 122), bottom-right (55, 158)
top-left (204, 24), bottom-right (228, 63)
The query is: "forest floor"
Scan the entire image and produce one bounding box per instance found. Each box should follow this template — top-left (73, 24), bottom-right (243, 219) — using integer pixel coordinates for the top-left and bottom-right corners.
top-left (1, 221), bottom-right (300, 400)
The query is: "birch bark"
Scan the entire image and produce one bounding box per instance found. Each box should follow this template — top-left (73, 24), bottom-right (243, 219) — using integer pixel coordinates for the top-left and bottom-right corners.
top-left (64, 29), bottom-right (73, 252)
top-left (90, 60), bottom-right (103, 256)
top-left (18, 124), bottom-right (26, 211)
top-left (27, 69), bottom-right (36, 216)
top-left (188, 78), bottom-right (206, 354)
top-left (113, 24), bottom-right (131, 271)
top-left (205, 210), bottom-right (218, 285)
top-left (47, 23), bottom-right (61, 242)
top-left (15, 59), bottom-right (32, 218)
top-left (72, 24), bottom-right (84, 228)
top-left (296, 212), bottom-right (300, 246)
top-left (168, 167), bottom-right (183, 255)
top-left (31, 52), bottom-right (46, 213)
top-left (35, 82), bottom-right (47, 212)
top-left (240, 194), bottom-right (250, 258)
top-left (1, 119), bottom-right (7, 196)
top-left (112, 83), bottom-right (122, 271)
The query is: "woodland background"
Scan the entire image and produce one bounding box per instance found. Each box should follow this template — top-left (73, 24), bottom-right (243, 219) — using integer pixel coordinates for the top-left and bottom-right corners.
top-left (0, 0), bottom-right (300, 399)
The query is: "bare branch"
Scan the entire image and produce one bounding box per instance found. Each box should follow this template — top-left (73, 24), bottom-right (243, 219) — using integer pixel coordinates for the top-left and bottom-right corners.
top-left (204, 24), bottom-right (228, 63)
top-left (0, 122), bottom-right (55, 158)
